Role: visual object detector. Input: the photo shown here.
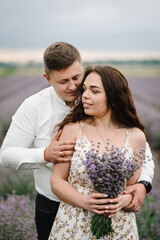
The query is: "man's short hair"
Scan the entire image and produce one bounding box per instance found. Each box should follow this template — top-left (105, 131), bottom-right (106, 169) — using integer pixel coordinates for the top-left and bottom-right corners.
top-left (43, 41), bottom-right (82, 76)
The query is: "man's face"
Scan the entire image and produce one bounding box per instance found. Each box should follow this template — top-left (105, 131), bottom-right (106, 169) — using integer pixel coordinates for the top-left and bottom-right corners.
top-left (44, 61), bottom-right (83, 107)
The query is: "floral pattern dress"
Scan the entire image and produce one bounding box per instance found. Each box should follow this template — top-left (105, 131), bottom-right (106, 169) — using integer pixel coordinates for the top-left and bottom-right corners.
top-left (49, 127), bottom-right (139, 240)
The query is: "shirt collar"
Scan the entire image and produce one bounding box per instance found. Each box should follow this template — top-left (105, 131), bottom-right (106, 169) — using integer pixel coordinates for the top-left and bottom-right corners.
top-left (51, 87), bottom-right (71, 109)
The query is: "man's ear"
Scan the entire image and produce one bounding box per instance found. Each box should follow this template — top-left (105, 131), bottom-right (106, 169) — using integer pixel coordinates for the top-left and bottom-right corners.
top-left (43, 73), bottom-right (51, 84)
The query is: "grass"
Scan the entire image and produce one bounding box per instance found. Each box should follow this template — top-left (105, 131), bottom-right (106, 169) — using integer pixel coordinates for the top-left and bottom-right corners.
top-left (84, 60), bottom-right (160, 77)
top-left (0, 67), bottom-right (17, 77)
top-left (0, 62), bottom-right (43, 77)
top-left (0, 61), bottom-right (160, 78)
top-left (0, 168), bottom-right (36, 200)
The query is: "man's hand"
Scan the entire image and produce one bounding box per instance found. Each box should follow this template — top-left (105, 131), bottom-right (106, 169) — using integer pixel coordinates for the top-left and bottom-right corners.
top-left (123, 183), bottom-right (146, 212)
top-left (44, 130), bottom-right (75, 163)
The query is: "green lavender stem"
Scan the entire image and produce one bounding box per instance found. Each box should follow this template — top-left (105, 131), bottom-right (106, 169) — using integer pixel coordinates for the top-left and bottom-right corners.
top-left (91, 214), bottom-right (114, 239)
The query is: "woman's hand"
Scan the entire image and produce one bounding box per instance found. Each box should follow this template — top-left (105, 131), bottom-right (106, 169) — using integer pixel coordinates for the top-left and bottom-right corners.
top-left (84, 193), bottom-right (132, 217)
top-left (84, 193), bottom-right (108, 214)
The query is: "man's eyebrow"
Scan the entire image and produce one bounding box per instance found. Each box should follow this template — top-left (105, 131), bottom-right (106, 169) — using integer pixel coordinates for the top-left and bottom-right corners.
top-left (72, 72), bottom-right (82, 78)
top-left (58, 73), bottom-right (82, 82)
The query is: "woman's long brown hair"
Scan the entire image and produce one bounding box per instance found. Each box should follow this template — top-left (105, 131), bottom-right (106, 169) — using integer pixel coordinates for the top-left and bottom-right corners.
top-left (57, 65), bottom-right (145, 134)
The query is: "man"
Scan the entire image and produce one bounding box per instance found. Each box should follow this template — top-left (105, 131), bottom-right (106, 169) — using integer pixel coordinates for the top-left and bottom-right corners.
top-left (0, 42), bottom-right (154, 240)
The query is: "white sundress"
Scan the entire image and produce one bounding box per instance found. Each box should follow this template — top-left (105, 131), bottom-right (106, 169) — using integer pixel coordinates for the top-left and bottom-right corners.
top-left (49, 123), bottom-right (139, 240)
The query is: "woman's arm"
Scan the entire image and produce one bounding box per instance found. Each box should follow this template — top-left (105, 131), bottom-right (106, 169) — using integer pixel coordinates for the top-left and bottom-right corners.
top-left (50, 124), bottom-right (87, 208)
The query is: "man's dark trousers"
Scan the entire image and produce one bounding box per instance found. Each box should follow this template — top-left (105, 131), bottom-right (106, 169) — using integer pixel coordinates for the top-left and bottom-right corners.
top-left (35, 193), bottom-right (60, 240)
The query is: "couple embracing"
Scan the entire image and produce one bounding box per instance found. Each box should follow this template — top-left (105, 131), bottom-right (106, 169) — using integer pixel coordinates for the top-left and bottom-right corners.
top-left (0, 42), bottom-right (154, 240)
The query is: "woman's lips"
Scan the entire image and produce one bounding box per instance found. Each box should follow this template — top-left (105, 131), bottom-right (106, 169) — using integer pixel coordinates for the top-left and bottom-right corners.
top-left (82, 102), bottom-right (92, 108)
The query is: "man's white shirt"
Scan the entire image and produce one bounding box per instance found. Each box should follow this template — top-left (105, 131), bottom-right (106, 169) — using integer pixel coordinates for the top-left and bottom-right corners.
top-left (0, 87), bottom-right (71, 201)
top-left (0, 86), bottom-right (155, 201)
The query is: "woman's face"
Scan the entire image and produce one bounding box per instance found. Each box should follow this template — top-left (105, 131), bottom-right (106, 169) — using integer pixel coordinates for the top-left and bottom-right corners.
top-left (82, 72), bottom-right (108, 117)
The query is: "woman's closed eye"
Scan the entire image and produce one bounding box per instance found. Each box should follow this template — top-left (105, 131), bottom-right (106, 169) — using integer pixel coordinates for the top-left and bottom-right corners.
top-left (91, 89), bottom-right (99, 94)
top-left (83, 87), bottom-right (99, 94)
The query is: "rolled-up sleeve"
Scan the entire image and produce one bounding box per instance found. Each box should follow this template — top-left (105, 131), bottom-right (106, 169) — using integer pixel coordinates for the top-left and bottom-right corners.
top-left (138, 142), bottom-right (155, 183)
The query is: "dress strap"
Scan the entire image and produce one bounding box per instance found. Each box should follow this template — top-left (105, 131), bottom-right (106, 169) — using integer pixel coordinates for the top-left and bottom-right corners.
top-left (125, 128), bottom-right (129, 142)
top-left (79, 121), bottom-right (86, 137)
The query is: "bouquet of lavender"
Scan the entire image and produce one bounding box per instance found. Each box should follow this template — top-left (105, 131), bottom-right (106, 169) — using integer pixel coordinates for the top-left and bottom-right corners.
top-left (83, 142), bottom-right (144, 239)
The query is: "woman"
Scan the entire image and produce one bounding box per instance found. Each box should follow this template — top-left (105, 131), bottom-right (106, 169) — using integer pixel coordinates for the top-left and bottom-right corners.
top-left (49, 65), bottom-right (147, 239)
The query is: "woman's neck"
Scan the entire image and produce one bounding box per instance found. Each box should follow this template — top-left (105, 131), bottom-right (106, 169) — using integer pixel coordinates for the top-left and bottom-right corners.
top-left (92, 110), bottom-right (116, 131)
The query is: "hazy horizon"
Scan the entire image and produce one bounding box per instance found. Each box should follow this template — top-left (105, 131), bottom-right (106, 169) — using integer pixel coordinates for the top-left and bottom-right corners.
top-left (1, 49), bottom-right (160, 63)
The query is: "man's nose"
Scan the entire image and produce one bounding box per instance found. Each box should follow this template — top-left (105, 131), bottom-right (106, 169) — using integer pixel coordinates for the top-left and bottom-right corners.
top-left (68, 81), bottom-right (76, 90)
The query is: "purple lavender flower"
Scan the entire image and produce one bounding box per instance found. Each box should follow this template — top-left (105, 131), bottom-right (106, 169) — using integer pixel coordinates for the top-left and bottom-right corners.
top-left (0, 194), bottom-right (37, 240)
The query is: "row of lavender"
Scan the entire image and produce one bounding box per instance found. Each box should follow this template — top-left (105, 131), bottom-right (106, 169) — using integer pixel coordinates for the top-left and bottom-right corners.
top-left (0, 168), bottom-right (37, 240)
top-left (0, 75), bottom-right (49, 122)
top-left (128, 76), bottom-right (160, 144)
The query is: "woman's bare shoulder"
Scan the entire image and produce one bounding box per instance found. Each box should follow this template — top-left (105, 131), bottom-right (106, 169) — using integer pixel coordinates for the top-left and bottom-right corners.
top-left (129, 127), bottom-right (146, 152)
top-left (60, 122), bottom-right (80, 141)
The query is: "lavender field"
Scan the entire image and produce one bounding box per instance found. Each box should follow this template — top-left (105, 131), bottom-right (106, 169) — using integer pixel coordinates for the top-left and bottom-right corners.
top-left (0, 65), bottom-right (160, 239)
top-left (0, 73), bottom-right (160, 143)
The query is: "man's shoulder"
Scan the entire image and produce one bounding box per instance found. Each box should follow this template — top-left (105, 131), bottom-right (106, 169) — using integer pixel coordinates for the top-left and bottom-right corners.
top-left (14, 86), bottom-right (53, 115)
top-left (23, 86), bottom-right (53, 106)
top-left (27, 86), bottom-right (53, 101)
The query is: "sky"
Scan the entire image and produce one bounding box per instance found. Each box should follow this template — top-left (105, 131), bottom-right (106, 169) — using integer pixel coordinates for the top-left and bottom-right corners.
top-left (0, 0), bottom-right (160, 62)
